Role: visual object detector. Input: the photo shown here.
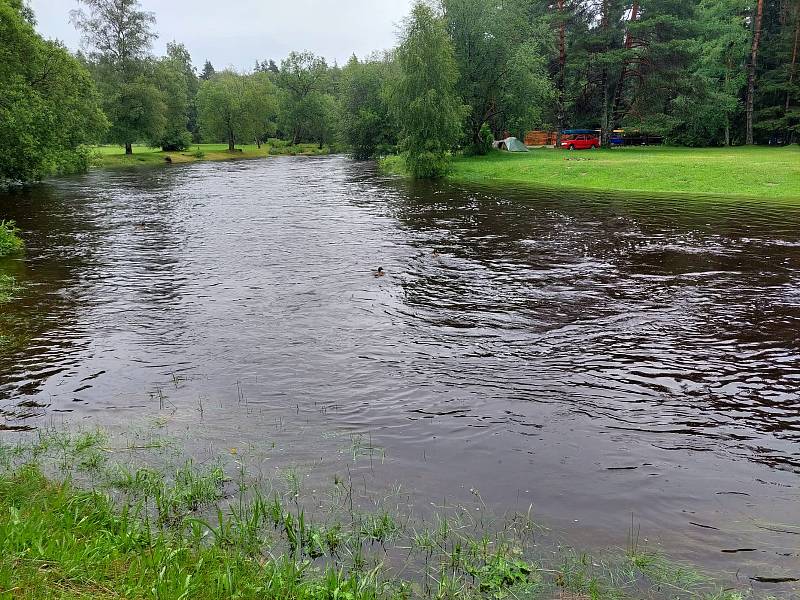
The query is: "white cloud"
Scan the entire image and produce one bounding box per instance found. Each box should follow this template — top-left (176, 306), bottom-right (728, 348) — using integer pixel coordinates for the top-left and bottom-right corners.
top-left (28, 0), bottom-right (413, 69)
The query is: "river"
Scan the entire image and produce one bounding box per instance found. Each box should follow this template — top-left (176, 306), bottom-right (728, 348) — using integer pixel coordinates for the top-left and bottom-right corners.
top-left (1, 156), bottom-right (798, 592)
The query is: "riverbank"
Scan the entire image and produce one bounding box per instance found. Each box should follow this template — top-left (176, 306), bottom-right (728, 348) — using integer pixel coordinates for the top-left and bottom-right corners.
top-left (382, 146), bottom-right (800, 200)
top-left (93, 142), bottom-right (331, 170)
top-left (0, 426), bottom-right (753, 600)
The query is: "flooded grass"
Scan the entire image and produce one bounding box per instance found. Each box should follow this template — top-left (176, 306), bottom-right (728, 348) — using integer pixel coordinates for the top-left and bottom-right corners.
top-left (92, 142), bottom-right (331, 169)
top-left (0, 425), bottom-right (768, 600)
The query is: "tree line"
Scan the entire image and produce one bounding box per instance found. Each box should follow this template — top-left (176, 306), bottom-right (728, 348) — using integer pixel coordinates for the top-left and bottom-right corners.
top-left (1, 0), bottom-right (798, 183)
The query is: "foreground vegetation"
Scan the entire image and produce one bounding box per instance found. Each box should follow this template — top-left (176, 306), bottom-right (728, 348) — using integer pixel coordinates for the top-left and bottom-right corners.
top-left (0, 426), bottom-right (768, 599)
top-left (383, 146), bottom-right (800, 200)
top-left (92, 142), bottom-right (330, 170)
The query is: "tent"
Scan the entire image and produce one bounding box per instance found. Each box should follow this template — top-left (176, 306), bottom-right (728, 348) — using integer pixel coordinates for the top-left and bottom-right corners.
top-left (498, 137), bottom-right (528, 152)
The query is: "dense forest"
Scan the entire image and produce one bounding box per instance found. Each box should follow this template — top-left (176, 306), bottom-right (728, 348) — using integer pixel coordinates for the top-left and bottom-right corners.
top-left (1, 0), bottom-right (798, 182)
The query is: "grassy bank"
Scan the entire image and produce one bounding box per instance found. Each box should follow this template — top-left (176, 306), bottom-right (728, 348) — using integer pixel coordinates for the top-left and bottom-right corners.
top-left (93, 142), bottom-right (331, 170)
top-left (0, 426), bottom-right (764, 600)
top-left (383, 146), bottom-right (800, 200)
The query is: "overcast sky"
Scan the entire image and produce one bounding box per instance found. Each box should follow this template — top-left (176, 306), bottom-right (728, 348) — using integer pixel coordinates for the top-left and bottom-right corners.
top-left (28, 0), bottom-right (414, 70)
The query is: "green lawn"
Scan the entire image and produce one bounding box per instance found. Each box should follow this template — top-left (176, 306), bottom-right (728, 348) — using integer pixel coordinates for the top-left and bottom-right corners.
top-left (93, 142), bottom-right (329, 169)
top-left (447, 146), bottom-right (800, 200)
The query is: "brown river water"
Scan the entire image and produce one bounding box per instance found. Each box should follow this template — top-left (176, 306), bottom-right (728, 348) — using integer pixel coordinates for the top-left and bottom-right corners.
top-left (1, 156), bottom-right (798, 593)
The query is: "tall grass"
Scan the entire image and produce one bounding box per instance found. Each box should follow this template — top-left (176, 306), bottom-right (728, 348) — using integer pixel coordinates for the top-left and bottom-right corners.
top-left (0, 427), bottom-right (769, 600)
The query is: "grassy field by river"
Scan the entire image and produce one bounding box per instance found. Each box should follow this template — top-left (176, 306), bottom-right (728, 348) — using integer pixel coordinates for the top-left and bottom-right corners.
top-left (93, 142), bottom-right (330, 169)
top-left (0, 426), bottom-right (755, 600)
top-left (384, 146), bottom-right (800, 200)
top-left (451, 146), bottom-right (800, 200)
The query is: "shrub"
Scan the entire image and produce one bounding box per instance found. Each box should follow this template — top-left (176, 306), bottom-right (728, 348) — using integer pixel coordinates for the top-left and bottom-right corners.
top-left (0, 221), bottom-right (24, 258)
top-left (156, 131), bottom-right (193, 152)
top-left (467, 122), bottom-right (494, 156)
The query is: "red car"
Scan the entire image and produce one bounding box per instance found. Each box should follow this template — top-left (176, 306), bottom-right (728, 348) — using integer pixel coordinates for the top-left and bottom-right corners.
top-left (561, 134), bottom-right (600, 150)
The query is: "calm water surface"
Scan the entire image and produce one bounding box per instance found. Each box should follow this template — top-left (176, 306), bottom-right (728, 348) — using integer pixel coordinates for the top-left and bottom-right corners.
top-left (1, 157), bottom-right (798, 591)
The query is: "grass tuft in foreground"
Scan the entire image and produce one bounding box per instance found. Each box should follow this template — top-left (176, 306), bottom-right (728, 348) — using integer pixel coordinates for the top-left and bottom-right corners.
top-left (0, 427), bottom-right (772, 599)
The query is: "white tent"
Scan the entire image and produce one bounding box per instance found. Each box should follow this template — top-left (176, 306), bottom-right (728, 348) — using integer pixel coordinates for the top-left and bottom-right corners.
top-left (498, 137), bottom-right (528, 152)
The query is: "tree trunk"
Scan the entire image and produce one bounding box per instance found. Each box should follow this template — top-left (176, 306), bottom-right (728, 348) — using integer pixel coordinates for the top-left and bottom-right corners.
top-left (556, 0), bottom-right (566, 148)
top-left (600, 0), bottom-right (610, 147)
top-left (125, 143), bottom-right (133, 155)
top-left (228, 134), bottom-right (235, 152)
top-left (611, 0), bottom-right (639, 130)
top-left (746, 0), bottom-right (765, 145)
top-left (724, 68), bottom-right (731, 146)
top-left (787, 2), bottom-right (799, 113)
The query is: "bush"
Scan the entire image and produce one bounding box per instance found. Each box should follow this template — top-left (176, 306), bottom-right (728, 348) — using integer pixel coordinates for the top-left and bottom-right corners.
top-left (467, 122), bottom-right (494, 156)
top-left (0, 221), bottom-right (24, 258)
top-left (157, 131), bottom-right (193, 152)
top-left (402, 141), bottom-right (452, 178)
top-left (54, 145), bottom-right (94, 176)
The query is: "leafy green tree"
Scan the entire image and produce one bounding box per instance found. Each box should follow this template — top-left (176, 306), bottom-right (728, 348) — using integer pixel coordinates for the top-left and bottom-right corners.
top-left (247, 72), bottom-right (280, 147)
top-left (72, 0), bottom-right (164, 154)
top-left (338, 55), bottom-right (398, 159)
top-left (276, 51), bottom-right (333, 144)
top-left (197, 71), bottom-right (278, 150)
top-left (443, 0), bottom-right (552, 152)
top-left (105, 77), bottom-right (166, 151)
top-left (149, 43), bottom-right (198, 150)
top-left (0, 0), bottom-right (107, 184)
top-left (392, 2), bottom-right (466, 178)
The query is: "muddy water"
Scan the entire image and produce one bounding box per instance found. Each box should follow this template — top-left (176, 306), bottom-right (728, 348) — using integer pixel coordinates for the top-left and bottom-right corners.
top-left (1, 156), bottom-right (798, 592)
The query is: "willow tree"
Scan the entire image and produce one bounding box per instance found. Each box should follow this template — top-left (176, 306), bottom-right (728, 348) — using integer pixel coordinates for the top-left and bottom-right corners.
top-left (276, 51), bottom-right (332, 145)
top-left (197, 71), bottom-right (277, 150)
top-left (392, 2), bottom-right (466, 178)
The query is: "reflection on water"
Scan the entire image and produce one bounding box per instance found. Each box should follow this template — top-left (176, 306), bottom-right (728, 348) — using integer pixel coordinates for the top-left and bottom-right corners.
top-left (0, 157), bottom-right (798, 589)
